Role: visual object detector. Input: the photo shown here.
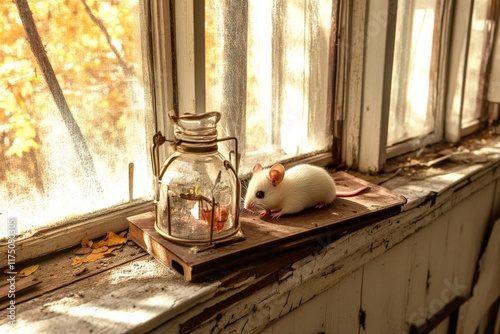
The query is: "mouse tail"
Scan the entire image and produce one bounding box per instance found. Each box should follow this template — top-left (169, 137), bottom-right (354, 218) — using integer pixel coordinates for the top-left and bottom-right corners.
top-left (336, 186), bottom-right (369, 197)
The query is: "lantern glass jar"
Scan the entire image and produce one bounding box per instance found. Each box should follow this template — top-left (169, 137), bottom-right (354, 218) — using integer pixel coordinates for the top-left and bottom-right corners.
top-left (152, 111), bottom-right (241, 244)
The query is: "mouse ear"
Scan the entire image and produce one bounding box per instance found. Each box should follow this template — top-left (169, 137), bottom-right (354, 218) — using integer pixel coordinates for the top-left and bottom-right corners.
top-left (268, 164), bottom-right (285, 186)
top-left (252, 163), bottom-right (263, 174)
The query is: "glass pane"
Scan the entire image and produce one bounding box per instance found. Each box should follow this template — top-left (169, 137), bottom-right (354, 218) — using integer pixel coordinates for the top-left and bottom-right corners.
top-left (0, 0), bottom-right (152, 239)
top-left (462, 0), bottom-right (492, 126)
top-left (205, 0), bottom-right (334, 171)
top-left (388, 0), bottom-right (443, 146)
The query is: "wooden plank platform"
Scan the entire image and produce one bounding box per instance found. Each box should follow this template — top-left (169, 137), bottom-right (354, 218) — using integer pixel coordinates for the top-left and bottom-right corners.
top-left (128, 172), bottom-right (406, 282)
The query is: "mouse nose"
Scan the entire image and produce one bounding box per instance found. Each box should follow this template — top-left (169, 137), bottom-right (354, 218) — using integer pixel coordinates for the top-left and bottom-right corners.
top-left (244, 202), bottom-right (253, 211)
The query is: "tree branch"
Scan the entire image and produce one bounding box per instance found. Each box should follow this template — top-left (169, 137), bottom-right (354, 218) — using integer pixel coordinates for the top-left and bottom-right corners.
top-left (14, 0), bottom-right (103, 194)
top-left (80, 0), bottom-right (134, 76)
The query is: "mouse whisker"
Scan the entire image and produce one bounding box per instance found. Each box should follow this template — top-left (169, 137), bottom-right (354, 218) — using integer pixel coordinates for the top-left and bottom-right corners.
top-left (252, 203), bottom-right (267, 211)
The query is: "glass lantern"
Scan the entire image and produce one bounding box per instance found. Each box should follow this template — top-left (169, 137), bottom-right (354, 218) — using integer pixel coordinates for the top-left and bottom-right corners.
top-left (151, 111), bottom-right (242, 245)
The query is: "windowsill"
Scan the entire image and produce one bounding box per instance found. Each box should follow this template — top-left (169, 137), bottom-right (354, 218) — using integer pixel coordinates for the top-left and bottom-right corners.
top-left (1, 132), bottom-right (499, 333)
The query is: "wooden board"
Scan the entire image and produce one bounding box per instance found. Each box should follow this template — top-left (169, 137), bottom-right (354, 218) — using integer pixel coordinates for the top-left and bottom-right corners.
top-left (128, 172), bottom-right (406, 282)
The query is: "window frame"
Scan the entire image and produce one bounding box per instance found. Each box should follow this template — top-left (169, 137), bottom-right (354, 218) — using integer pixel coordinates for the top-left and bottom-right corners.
top-left (342, 0), bottom-right (398, 173)
top-left (345, 0), bottom-right (498, 173)
top-left (0, 0), bottom-right (167, 266)
top-left (385, 0), bottom-right (449, 158)
top-left (445, 0), bottom-right (499, 142)
top-left (3, 0), bottom-right (498, 267)
top-left (175, 0), bottom-right (339, 171)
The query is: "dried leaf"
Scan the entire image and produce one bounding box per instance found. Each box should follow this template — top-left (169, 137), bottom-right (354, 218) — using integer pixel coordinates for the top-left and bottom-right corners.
top-left (72, 257), bottom-right (83, 267)
top-left (71, 231), bottom-right (126, 267)
top-left (75, 247), bottom-right (93, 255)
top-left (105, 245), bottom-right (122, 254)
top-left (82, 253), bottom-right (107, 263)
top-left (91, 239), bottom-right (108, 249)
top-left (18, 264), bottom-right (39, 277)
top-left (81, 237), bottom-right (91, 248)
top-left (106, 231), bottom-right (128, 247)
top-left (92, 246), bottom-right (109, 254)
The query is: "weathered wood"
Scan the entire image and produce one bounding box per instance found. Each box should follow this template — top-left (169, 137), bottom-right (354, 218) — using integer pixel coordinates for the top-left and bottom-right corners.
top-left (325, 267), bottom-right (363, 333)
top-left (409, 297), bottom-right (466, 334)
top-left (0, 239), bottom-right (146, 310)
top-left (361, 235), bottom-right (413, 333)
top-left (128, 172), bottom-right (406, 281)
top-left (457, 218), bottom-right (500, 333)
top-left (404, 227), bottom-right (432, 329)
top-left (0, 276), bottom-right (41, 301)
top-left (1, 157), bottom-right (497, 333)
top-left (0, 202), bottom-right (153, 268)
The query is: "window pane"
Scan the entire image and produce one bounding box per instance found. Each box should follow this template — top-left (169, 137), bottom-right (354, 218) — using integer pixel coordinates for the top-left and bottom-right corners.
top-left (388, 0), bottom-right (443, 146)
top-left (0, 0), bottom-right (152, 238)
top-left (205, 0), bottom-right (334, 171)
top-left (461, 0), bottom-right (494, 127)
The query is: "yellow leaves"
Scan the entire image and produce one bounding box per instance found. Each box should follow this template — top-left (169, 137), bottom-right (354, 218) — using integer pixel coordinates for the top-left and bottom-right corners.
top-left (105, 231), bottom-right (128, 247)
top-left (4, 110), bottom-right (40, 158)
top-left (71, 250), bottom-right (115, 268)
top-left (18, 264), bottom-right (40, 277)
top-left (72, 231), bottom-right (128, 268)
top-left (3, 264), bottom-right (40, 277)
top-left (2, 0), bottom-right (139, 163)
top-left (81, 236), bottom-right (93, 248)
top-left (92, 246), bottom-right (109, 254)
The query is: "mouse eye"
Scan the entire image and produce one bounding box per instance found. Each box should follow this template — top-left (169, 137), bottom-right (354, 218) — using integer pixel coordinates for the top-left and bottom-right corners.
top-left (256, 191), bottom-right (265, 199)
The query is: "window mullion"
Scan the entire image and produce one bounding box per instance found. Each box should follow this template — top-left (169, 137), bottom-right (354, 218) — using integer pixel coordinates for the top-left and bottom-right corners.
top-left (174, 0), bottom-right (202, 114)
top-left (271, 0), bottom-right (285, 151)
top-left (445, 0), bottom-right (475, 143)
top-left (220, 1), bottom-right (248, 151)
top-left (342, 0), bottom-right (367, 169)
top-left (193, 0), bottom-right (206, 115)
top-left (358, 0), bottom-right (397, 173)
top-left (149, 0), bottom-right (175, 137)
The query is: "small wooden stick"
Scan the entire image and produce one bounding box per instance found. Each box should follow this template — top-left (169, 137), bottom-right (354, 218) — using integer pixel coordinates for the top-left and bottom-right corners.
top-left (129, 162), bottom-right (134, 202)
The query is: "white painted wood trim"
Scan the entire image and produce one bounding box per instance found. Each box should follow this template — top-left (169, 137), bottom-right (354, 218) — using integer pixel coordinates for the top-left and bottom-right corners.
top-left (192, 0), bottom-right (206, 114)
top-left (358, 0), bottom-right (396, 173)
top-left (149, 0), bottom-right (175, 136)
top-left (445, 0), bottom-right (474, 143)
top-left (385, 1), bottom-right (451, 159)
top-left (342, 0), bottom-right (367, 169)
top-left (174, 0), bottom-right (197, 114)
top-left (457, 218), bottom-right (500, 333)
top-left (487, 19), bottom-right (500, 103)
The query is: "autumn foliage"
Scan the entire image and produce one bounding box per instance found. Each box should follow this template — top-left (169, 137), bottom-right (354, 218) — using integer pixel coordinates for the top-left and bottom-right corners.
top-left (1, 0), bottom-right (149, 236)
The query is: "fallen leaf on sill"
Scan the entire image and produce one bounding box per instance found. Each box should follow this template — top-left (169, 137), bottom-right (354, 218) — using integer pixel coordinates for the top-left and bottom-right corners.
top-left (92, 246), bottom-right (109, 254)
top-left (72, 231), bottom-right (128, 267)
top-left (74, 247), bottom-right (93, 255)
top-left (72, 258), bottom-right (83, 267)
top-left (18, 264), bottom-right (40, 277)
top-left (91, 239), bottom-right (108, 249)
top-left (106, 231), bottom-right (128, 247)
top-left (72, 252), bottom-right (117, 267)
top-left (106, 245), bottom-right (123, 253)
top-left (81, 236), bottom-right (93, 248)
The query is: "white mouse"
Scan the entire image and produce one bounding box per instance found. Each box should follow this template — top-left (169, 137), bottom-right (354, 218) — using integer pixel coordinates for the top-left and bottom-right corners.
top-left (243, 163), bottom-right (368, 219)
